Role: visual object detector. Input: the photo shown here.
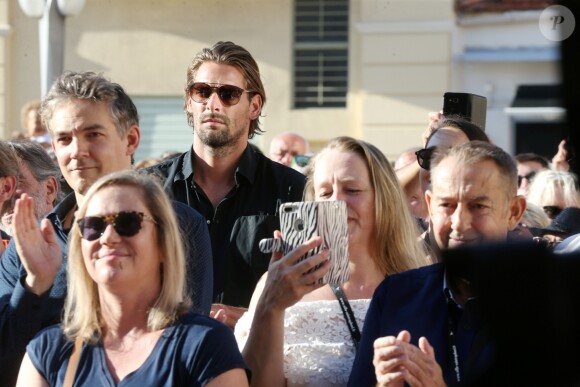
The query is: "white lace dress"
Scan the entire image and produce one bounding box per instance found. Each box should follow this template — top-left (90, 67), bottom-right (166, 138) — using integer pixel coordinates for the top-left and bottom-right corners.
top-left (235, 299), bottom-right (370, 387)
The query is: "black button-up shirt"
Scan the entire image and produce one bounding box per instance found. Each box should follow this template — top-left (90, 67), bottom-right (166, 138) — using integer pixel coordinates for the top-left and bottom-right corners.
top-left (148, 145), bottom-right (306, 306)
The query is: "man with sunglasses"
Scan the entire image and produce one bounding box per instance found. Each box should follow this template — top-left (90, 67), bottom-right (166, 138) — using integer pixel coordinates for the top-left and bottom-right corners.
top-left (147, 41), bottom-right (305, 328)
top-left (514, 153), bottom-right (549, 197)
top-left (0, 72), bottom-right (213, 386)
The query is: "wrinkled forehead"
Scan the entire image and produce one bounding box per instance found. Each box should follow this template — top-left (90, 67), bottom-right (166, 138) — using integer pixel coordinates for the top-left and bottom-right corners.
top-left (431, 156), bottom-right (487, 185)
top-left (431, 156), bottom-right (513, 199)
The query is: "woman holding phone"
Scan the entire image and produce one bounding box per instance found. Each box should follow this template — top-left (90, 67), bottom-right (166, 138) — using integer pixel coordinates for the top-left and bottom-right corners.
top-left (15, 172), bottom-right (248, 387)
top-left (236, 136), bottom-right (429, 386)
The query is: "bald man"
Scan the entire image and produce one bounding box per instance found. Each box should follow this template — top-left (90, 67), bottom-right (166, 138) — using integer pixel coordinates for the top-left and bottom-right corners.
top-left (269, 131), bottom-right (309, 167)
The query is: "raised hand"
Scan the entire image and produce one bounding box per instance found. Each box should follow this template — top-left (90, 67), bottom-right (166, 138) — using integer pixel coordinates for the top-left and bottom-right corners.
top-left (13, 194), bottom-right (62, 295)
top-left (552, 139), bottom-right (570, 172)
top-left (422, 112), bottom-right (444, 147)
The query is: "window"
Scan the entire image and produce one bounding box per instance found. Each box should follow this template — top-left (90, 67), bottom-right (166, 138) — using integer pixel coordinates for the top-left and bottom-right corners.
top-left (293, 0), bottom-right (349, 108)
top-left (132, 97), bottom-right (191, 163)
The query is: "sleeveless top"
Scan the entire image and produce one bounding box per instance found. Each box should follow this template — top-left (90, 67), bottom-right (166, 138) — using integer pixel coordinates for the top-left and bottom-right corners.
top-left (236, 298), bottom-right (370, 387)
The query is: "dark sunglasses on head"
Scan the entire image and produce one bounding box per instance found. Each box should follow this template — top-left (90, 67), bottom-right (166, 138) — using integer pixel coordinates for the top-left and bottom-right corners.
top-left (517, 171), bottom-right (537, 187)
top-left (415, 146), bottom-right (436, 170)
top-left (77, 211), bottom-right (156, 241)
top-left (189, 82), bottom-right (252, 106)
top-left (543, 205), bottom-right (563, 220)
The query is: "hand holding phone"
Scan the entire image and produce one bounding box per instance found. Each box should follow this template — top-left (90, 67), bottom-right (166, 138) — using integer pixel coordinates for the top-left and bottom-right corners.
top-left (259, 201), bottom-right (350, 285)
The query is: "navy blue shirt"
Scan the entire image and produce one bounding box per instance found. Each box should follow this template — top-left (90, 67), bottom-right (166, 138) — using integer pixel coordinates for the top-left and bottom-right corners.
top-left (27, 313), bottom-right (249, 386)
top-left (0, 193), bottom-right (213, 387)
top-left (348, 263), bottom-right (494, 386)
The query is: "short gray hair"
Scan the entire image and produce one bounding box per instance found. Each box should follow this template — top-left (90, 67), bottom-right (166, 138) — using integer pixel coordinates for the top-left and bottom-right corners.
top-left (8, 139), bottom-right (62, 204)
top-left (431, 141), bottom-right (518, 198)
top-left (40, 71), bottom-right (139, 139)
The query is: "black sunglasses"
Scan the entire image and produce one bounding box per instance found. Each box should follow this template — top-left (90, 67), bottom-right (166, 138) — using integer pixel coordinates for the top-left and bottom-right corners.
top-left (189, 82), bottom-right (252, 106)
top-left (415, 147), bottom-right (436, 170)
top-left (77, 211), bottom-right (156, 241)
top-left (517, 171), bottom-right (537, 187)
top-left (543, 206), bottom-right (563, 220)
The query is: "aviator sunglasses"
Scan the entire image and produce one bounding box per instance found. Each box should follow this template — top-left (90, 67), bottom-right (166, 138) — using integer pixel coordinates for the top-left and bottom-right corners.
top-left (77, 211), bottom-right (156, 241)
top-left (190, 82), bottom-right (253, 106)
top-left (415, 146), bottom-right (437, 170)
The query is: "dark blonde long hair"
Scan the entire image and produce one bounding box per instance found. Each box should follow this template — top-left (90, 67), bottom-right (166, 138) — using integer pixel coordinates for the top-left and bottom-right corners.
top-left (304, 137), bottom-right (429, 275)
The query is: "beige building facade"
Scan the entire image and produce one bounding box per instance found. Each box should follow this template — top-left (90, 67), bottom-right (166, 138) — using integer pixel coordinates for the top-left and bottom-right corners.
top-left (0, 0), bottom-right (560, 162)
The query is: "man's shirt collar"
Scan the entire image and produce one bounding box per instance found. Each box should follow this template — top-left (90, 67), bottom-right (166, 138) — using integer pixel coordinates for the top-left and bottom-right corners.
top-left (46, 192), bottom-right (77, 231)
top-left (186, 144), bottom-right (258, 185)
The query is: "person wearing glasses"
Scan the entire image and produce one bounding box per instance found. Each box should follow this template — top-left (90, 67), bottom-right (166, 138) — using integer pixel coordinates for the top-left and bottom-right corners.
top-left (526, 169), bottom-right (580, 221)
top-left (514, 153), bottom-right (549, 197)
top-left (396, 114), bottom-right (489, 231)
top-left (269, 131), bottom-right (310, 168)
top-left (349, 142), bottom-right (526, 386)
top-left (0, 72), bottom-right (213, 387)
top-left (409, 115), bottom-right (489, 260)
top-left (146, 41), bottom-right (305, 328)
top-left (14, 172), bottom-right (249, 386)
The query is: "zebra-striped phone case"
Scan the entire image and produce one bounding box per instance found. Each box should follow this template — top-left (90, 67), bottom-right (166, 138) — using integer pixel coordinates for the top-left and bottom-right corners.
top-left (279, 200), bottom-right (349, 285)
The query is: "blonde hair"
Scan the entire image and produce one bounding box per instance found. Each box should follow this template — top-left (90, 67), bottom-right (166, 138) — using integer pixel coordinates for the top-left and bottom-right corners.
top-left (63, 171), bottom-right (190, 343)
top-left (521, 202), bottom-right (551, 229)
top-left (304, 136), bottom-right (428, 275)
top-left (20, 100), bottom-right (41, 128)
top-left (527, 170), bottom-right (580, 209)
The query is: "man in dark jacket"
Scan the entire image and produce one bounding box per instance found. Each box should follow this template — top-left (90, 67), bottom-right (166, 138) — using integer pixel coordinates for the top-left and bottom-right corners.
top-left (349, 142), bottom-right (526, 386)
top-left (147, 41), bottom-right (305, 327)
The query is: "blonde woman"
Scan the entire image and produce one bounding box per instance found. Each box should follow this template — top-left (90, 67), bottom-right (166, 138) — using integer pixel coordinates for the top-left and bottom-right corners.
top-left (527, 169), bottom-right (580, 220)
top-left (236, 137), bottom-right (428, 386)
top-left (15, 172), bottom-right (248, 386)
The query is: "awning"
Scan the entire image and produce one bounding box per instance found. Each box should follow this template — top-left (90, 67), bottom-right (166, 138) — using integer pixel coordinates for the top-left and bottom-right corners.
top-left (454, 47), bottom-right (560, 62)
top-left (504, 84), bottom-right (566, 122)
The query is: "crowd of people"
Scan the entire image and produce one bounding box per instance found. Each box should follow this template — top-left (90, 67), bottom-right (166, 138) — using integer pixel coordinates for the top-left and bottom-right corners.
top-left (0, 40), bottom-right (579, 386)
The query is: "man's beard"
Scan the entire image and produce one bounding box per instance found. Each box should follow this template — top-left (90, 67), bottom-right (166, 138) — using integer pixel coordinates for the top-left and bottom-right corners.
top-left (195, 114), bottom-right (246, 152)
top-left (197, 127), bottom-right (236, 149)
top-left (1, 191), bottom-right (49, 235)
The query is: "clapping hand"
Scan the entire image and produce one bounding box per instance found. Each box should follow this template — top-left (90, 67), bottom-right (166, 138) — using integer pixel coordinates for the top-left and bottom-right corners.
top-left (374, 330), bottom-right (445, 387)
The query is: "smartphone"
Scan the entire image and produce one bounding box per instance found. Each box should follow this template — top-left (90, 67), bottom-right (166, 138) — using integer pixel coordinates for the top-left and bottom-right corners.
top-left (443, 92), bottom-right (487, 131)
top-left (274, 200), bottom-right (349, 285)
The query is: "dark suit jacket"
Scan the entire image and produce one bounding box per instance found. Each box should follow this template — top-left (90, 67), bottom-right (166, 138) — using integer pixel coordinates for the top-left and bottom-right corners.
top-left (349, 263), bottom-right (494, 386)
